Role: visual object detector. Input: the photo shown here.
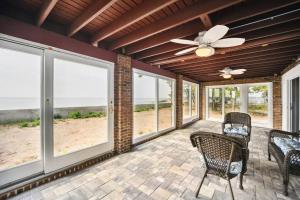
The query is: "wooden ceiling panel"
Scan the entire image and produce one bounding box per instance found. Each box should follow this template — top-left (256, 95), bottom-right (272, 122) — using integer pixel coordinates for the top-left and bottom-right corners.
top-left (1, 0), bottom-right (299, 81)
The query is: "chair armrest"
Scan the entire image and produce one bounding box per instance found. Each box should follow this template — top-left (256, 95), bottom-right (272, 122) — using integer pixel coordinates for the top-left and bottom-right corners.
top-left (222, 122), bottom-right (226, 134)
top-left (268, 129), bottom-right (299, 144)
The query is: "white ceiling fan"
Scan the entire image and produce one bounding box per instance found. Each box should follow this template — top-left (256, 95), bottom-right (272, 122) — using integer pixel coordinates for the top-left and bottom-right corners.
top-left (170, 25), bottom-right (245, 57)
top-left (211, 67), bottom-right (247, 79)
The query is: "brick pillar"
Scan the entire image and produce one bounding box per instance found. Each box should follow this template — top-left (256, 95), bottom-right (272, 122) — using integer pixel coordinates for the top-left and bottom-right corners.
top-left (176, 74), bottom-right (183, 128)
top-left (114, 54), bottom-right (133, 153)
top-left (199, 83), bottom-right (205, 120)
top-left (273, 76), bottom-right (282, 129)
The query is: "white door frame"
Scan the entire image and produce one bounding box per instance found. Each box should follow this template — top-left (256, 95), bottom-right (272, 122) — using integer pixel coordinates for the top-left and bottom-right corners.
top-left (44, 50), bottom-right (114, 173)
top-left (0, 40), bottom-right (44, 187)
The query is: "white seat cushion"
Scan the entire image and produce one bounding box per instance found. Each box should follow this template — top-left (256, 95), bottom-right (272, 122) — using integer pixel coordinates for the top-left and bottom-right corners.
top-left (224, 127), bottom-right (248, 136)
top-left (273, 137), bottom-right (300, 155)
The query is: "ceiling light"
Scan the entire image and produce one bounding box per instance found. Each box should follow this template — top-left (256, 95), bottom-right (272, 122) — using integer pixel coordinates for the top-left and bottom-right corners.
top-left (195, 46), bottom-right (215, 57)
top-left (223, 74), bottom-right (232, 79)
top-left (261, 43), bottom-right (269, 47)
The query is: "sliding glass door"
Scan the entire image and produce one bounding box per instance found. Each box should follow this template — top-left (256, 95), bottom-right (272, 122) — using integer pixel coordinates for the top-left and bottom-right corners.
top-left (133, 69), bottom-right (175, 143)
top-left (44, 50), bottom-right (114, 172)
top-left (0, 40), bottom-right (44, 186)
top-left (0, 38), bottom-right (114, 186)
top-left (206, 83), bottom-right (272, 127)
top-left (182, 81), bottom-right (199, 124)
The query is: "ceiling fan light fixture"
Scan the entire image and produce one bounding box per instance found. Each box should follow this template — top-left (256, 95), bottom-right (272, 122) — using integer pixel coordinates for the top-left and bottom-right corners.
top-left (195, 46), bottom-right (215, 57)
top-left (223, 74), bottom-right (232, 79)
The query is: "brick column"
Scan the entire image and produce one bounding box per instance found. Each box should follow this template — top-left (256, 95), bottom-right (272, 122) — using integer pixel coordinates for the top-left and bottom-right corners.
top-left (114, 54), bottom-right (133, 153)
top-left (273, 76), bottom-right (282, 129)
top-left (199, 83), bottom-right (205, 120)
top-left (176, 74), bottom-right (183, 128)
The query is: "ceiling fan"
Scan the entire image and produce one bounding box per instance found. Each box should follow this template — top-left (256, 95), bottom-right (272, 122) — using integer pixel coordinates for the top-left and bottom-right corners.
top-left (211, 67), bottom-right (246, 79)
top-left (170, 25), bottom-right (245, 57)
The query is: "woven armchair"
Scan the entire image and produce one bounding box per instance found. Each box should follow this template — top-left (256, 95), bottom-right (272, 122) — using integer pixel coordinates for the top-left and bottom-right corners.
top-left (190, 132), bottom-right (248, 200)
top-left (268, 129), bottom-right (300, 196)
top-left (222, 112), bottom-right (252, 145)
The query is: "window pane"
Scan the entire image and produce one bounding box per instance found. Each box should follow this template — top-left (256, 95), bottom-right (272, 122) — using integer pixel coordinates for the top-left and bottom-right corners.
top-left (53, 58), bottom-right (108, 157)
top-left (133, 73), bottom-right (156, 137)
top-left (191, 84), bottom-right (198, 116)
top-left (208, 88), bottom-right (223, 120)
top-left (183, 83), bottom-right (190, 119)
top-left (248, 85), bottom-right (268, 124)
top-left (158, 79), bottom-right (174, 131)
top-left (0, 47), bottom-right (41, 171)
top-left (224, 87), bottom-right (240, 114)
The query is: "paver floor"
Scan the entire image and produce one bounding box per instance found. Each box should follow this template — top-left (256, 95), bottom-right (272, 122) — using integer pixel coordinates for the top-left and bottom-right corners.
top-left (9, 120), bottom-right (300, 200)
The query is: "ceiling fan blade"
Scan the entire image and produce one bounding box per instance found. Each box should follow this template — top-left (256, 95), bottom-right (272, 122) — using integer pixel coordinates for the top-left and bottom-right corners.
top-left (174, 47), bottom-right (198, 55)
top-left (203, 25), bottom-right (229, 43)
top-left (211, 38), bottom-right (245, 48)
top-left (230, 69), bottom-right (246, 75)
top-left (170, 38), bottom-right (198, 45)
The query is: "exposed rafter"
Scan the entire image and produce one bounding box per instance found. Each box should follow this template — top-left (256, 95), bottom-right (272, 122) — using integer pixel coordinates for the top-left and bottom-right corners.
top-left (136, 8), bottom-right (300, 61)
top-left (214, 0), bottom-right (300, 25)
top-left (126, 21), bottom-right (203, 55)
top-left (36, 0), bottom-right (58, 26)
top-left (163, 40), bottom-right (300, 69)
top-left (90, 0), bottom-right (178, 45)
top-left (200, 14), bottom-right (213, 29)
top-left (67, 0), bottom-right (117, 37)
top-left (108, 0), bottom-right (242, 50)
top-left (151, 30), bottom-right (300, 65)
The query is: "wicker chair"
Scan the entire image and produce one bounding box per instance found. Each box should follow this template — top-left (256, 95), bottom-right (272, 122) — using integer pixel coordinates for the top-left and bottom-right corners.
top-left (222, 112), bottom-right (252, 145)
top-left (268, 129), bottom-right (300, 196)
top-left (190, 132), bottom-right (248, 200)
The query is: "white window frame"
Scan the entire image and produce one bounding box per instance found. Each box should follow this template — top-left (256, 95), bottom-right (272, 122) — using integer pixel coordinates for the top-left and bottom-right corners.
top-left (44, 50), bottom-right (114, 173)
top-left (182, 80), bottom-right (200, 125)
top-left (0, 34), bottom-right (115, 186)
top-left (206, 82), bottom-right (273, 128)
top-left (132, 69), bottom-right (176, 144)
top-left (0, 39), bottom-right (44, 187)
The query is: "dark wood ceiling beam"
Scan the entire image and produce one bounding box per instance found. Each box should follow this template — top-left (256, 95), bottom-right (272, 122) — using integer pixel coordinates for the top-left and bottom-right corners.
top-left (163, 39), bottom-right (300, 68)
top-left (126, 21), bottom-right (203, 54)
top-left (108, 0), bottom-right (242, 50)
top-left (214, 0), bottom-right (300, 25)
top-left (177, 60), bottom-right (292, 75)
top-left (189, 63), bottom-right (290, 79)
top-left (134, 43), bottom-right (187, 60)
top-left (141, 15), bottom-right (300, 63)
top-left (173, 51), bottom-right (299, 72)
top-left (36, 0), bottom-right (58, 26)
top-left (128, 1), bottom-right (300, 60)
top-left (228, 9), bottom-right (300, 37)
top-left (90, 0), bottom-right (178, 45)
top-left (200, 14), bottom-right (213, 29)
top-left (177, 54), bottom-right (297, 73)
top-left (164, 45), bottom-right (300, 70)
top-left (67, 0), bottom-right (117, 37)
top-left (152, 30), bottom-right (300, 65)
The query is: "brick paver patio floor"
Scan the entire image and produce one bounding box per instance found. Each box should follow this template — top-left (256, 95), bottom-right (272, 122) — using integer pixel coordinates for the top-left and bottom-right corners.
top-left (10, 120), bottom-right (300, 200)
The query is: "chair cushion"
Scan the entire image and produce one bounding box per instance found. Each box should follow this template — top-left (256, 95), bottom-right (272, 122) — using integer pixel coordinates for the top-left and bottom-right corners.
top-left (224, 127), bottom-right (248, 137)
top-left (230, 161), bottom-right (243, 174)
top-left (205, 157), bottom-right (242, 175)
top-left (273, 137), bottom-right (300, 155)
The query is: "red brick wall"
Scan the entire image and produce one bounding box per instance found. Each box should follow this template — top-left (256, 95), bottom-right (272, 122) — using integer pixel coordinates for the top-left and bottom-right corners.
top-left (114, 54), bottom-right (133, 153)
top-left (176, 74), bottom-right (183, 128)
top-left (200, 76), bottom-right (282, 129)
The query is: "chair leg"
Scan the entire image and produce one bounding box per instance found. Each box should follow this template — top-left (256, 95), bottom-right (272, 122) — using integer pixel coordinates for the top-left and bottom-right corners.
top-left (268, 151), bottom-right (271, 161)
top-left (195, 170), bottom-right (207, 198)
top-left (239, 174), bottom-right (244, 190)
top-left (227, 178), bottom-right (235, 200)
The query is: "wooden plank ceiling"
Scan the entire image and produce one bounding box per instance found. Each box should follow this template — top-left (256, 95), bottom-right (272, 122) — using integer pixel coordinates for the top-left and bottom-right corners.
top-left (1, 0), bottom-right (299, 81)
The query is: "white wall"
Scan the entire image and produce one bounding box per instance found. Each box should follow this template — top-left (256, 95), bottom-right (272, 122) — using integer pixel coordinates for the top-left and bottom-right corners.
top-left (282, 61), bottom-right (300, 131)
